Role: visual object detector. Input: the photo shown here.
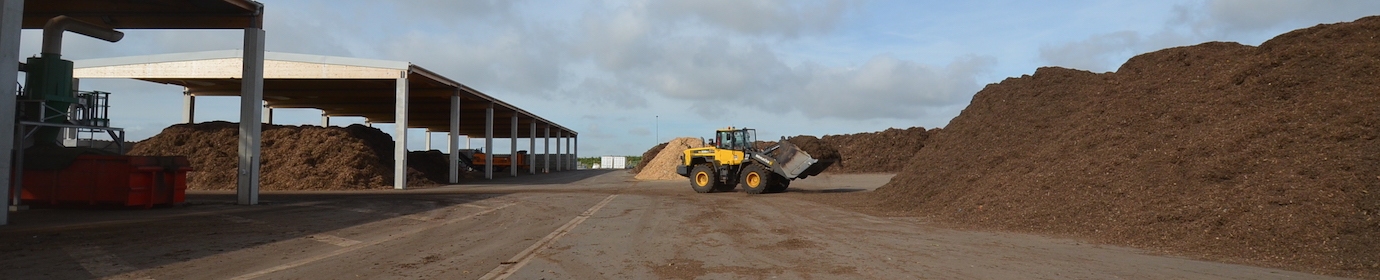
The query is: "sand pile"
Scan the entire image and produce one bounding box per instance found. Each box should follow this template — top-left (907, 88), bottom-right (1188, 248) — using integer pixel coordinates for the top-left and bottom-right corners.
top-left (634, 137), bottom-right (705, 180)
top-left (819, 127), bottom-right (936, 173)
top-left (874, 16), bottom-right (1380, 278)
top-left (130, 121), bottom-right (447, 190)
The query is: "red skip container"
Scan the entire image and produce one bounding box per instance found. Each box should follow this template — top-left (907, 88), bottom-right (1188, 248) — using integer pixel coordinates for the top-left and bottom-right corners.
top-left (19, 155), bottom-right (192, 208)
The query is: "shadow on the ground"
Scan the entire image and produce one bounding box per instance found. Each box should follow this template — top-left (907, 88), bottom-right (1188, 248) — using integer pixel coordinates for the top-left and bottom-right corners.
top-left (0, 191), bottom-right (509, 279)
top-left (447, 169), bottom-right (621, 186)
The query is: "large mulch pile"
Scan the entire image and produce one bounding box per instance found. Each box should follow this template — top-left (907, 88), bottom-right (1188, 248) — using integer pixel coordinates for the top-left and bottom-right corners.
top-left (129, 121), bottom-right (449, 190)
top-left (873, 17), bottom-right (1380, 278)
top-left (783, 135), bottom-right (841, 161)
top-left (631, 142), bottom-right (668, 174)
top-left (634, 137), bottom-right (705, 180)
top-left (817, 127), bottom-right (936, 173)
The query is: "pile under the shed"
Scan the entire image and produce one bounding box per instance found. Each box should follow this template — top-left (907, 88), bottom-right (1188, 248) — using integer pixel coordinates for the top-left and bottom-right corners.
top-left (129, 121), bottom-right (454, 190)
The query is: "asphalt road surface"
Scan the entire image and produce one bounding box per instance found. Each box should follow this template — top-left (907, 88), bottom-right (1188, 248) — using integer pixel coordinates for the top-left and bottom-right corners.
top-left (0, 170), bottom-right (1345, 279)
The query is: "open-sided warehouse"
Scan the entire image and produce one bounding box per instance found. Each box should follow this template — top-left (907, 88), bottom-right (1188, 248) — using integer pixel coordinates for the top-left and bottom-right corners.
top-left (71, 50), bottom-right (580, 190)
top-left (2, 0), bottom-right (577, 226)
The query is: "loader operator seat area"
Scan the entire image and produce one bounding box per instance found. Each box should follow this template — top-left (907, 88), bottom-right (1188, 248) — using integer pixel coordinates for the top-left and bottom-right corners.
top-left (716, 129), bottom-right (756, 151)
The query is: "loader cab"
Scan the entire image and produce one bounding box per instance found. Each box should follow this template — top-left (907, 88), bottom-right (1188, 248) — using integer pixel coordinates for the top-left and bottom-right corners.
top-left (716, 128), bottom-right (756, 151)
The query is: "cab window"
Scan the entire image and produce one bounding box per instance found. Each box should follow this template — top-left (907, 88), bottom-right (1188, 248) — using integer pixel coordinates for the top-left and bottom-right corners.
top-left (718, 131), bottom-right (739, 150)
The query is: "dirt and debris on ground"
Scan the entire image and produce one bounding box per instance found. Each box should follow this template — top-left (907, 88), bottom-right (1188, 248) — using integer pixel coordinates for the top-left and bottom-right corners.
top-left (129, 121), bottom-right (454, 190)
top-left (874, 16), bottom-right (1380, 279)
top-left (4, 172), bottom-right (1334, 279)
top-left (634, 137), bottom-right (705, 180)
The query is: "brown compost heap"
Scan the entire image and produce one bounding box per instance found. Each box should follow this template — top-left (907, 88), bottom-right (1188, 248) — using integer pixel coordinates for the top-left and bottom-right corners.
top-left (129, 121), bottom-right (448, 190)
top-left (817, 127), bottom-right (936, 173)
top-left (875, 17), bottom-right (1380, 278)
top-left (783, 135), bottom-right (841, 162)
top-left (630, 142), bottom-right (668, 174)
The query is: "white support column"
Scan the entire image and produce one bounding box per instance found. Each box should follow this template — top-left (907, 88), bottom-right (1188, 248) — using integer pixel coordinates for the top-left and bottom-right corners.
top-left (544, 126), bottom-right (550, 173)
top-left (557, 131), bottom-right (563, 170)
top-left (448, 94), bottom-right (460, 184)
top-left (484, 102), bottom-right (494, 180)
top-left (424, 130), bottom-right (432, 151)
top-left (393, 76), bottom-right (409, 190)
top-left (574, 134), bottom-right (579, 170)
top-left (568, 134), bottom-right (574, 169)
top-left (529, 122), bottom-right (536, 175)
top-left (0, 0), bottom-right (23, 225)
top-left (237, 27), bottom-right (266, 205)
top-left (556, 130), bottom-right (563, 171)
top-left (320, 112), bottom-right (329, 127)
top-left (182, 89), bottom-right (195, 124)
top-left (510, 114), bottom-right (518, 177)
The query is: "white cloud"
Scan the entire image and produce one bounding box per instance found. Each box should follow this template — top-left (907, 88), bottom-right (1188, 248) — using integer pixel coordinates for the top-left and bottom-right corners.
top-left (1038, 31), bottom-right (1143, 72)
top-left (795, 54), bottom-right (995, 119)
top-left (573, 77), bottom-right (648, 108)
top-left (1040, 0), bottom-right (1380, 72)
top-left (393, 0), bottom-right (519, 21)
top-left (1198, 0), bottom-right (1380, 34)
top-left (547, 0), bottom-right (983, 121)
top-left (650, 0), bottom-right (859, 38)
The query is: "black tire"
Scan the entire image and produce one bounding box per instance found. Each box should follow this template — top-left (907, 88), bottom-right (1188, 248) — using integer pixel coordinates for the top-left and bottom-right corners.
top-left (689, 165), bottom-right (718, 193)
top-left (766, 174), bottom-right (790, 193)
top-left (740, 164), bottom-right (773, 194)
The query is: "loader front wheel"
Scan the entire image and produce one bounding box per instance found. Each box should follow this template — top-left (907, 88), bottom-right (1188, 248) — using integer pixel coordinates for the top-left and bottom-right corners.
top-left (689, 165), bottom-right (717, 193)
top-left (741, 164), bottom-right (773, 195)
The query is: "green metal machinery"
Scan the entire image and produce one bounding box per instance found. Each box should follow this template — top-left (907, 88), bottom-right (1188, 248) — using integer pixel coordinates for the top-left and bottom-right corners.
top-left (18, 15), bottom-right (123, 146)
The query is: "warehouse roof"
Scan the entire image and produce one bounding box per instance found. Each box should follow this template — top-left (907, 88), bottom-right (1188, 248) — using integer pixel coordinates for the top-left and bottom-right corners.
top-left (73, 50), bottom-right (576, 138)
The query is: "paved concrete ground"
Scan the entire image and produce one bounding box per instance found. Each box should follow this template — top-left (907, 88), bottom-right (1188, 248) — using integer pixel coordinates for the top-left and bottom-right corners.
top-left (0, 170), bottom-right (1346, 279)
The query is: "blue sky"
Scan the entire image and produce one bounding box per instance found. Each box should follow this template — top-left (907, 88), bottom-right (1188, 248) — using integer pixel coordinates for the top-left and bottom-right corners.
top-left (19, 0), bottom-right (1380, 156)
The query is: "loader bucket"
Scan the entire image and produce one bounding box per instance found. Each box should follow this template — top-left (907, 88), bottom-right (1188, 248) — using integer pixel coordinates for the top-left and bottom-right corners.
top-left (767, 140), bottom-right (835, 179)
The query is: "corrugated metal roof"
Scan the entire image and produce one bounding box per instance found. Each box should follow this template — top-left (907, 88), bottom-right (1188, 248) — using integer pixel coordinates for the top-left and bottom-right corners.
top-left (73, 51), bottom-right (576, 137)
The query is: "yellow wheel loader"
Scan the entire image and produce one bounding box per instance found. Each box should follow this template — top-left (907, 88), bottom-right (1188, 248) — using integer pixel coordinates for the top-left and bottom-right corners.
top-left (675, 128), bottom-right (835, 194)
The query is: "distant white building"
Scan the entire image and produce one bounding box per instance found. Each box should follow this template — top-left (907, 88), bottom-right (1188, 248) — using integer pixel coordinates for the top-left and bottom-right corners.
top-left (600, 156), bottom-right (627, 169)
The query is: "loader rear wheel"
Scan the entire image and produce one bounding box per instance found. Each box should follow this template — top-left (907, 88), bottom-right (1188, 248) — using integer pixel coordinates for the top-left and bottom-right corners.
top-left (689, 165), bottom-right (718, 193)
top-left (741, 164), bottom-right (773, 195)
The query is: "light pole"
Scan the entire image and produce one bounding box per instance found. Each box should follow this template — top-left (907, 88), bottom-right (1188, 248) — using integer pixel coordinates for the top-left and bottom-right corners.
top-left (655, 115), bottom-right (659, 144)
